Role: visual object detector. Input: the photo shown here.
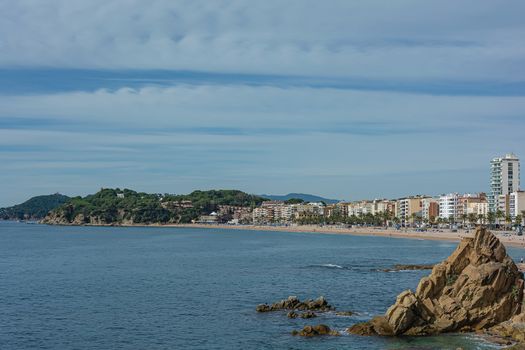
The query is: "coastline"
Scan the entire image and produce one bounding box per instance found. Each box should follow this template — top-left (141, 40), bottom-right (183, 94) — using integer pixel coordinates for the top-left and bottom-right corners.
top-left (38, 220), bottom-right (525, 249)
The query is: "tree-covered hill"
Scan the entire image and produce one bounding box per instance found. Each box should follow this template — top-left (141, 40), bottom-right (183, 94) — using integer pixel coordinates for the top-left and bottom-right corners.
top-left (0, 193), bottom-right (70, 220)
top-left (42, 188), bottom-right (266, 225)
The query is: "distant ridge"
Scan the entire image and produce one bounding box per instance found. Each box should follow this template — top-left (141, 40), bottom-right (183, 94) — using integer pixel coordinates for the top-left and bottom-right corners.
top-left (0, 193), bottom-right (70, 220)
top-left (260, 193), bottom-right (340, 204)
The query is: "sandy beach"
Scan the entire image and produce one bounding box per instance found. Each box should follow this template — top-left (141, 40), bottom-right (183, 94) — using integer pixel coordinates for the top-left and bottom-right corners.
top-left (162, 223), bottom-right (525, 249)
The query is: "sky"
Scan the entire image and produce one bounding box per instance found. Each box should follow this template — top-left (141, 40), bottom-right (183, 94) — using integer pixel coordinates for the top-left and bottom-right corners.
top-left (1, 0), bottom-right (525, 207)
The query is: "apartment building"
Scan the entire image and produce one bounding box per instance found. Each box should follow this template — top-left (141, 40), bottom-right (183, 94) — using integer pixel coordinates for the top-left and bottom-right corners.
top-left (489, 153), bottom-right (520, 212)
top-left (438, 193), bottom-right (459, 220)
top-left (397, 197), bottom-right (423, 226)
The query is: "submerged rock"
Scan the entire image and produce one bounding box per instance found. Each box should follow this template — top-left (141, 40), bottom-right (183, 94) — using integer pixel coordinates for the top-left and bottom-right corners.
top-left (349, 227), bottom-right (524, 336)
top-left (300, 311), bottom-right (317, 319)
top-left (336, 311), bottom-right (354, 316)
top-left (287, 311), bottom-right (298, 319)
top-left (291, 324), bottom-right (340, 337)
top-left (256, 295), bottom-right (334, 313)
top-left (380, 264), bottom-right (435, 272)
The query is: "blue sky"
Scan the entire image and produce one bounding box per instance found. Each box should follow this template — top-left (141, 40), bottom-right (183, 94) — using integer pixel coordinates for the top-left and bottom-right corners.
top-left (1, 0), bottom-right (525, 206)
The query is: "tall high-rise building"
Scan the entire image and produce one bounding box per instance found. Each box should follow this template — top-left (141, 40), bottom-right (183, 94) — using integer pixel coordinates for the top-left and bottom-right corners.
top-left (489, 153), bottom-right (520, 212)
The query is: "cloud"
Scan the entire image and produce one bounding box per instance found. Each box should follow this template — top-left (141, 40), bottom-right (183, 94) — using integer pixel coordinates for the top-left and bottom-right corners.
top-left (1, 1), bottom-right (525, 206)
top-left (1, 0), bottom-right (525, 81)
top-left (1, 84), bottom-right (524, 207)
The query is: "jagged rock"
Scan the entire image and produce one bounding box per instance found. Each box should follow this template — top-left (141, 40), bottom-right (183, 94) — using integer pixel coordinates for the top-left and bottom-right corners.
top-left (256, 296), bottom-right (334, 313)
top-left (380, 264), bottom-right (434, 272)
top-left (287, 311), bottom-right (298, 319)
top-left (349, 227), bottom-right (524, 336)
top-left (291, 324), bottom-right (340, 337)
top-left (300, 311), bottom-right (317, 319)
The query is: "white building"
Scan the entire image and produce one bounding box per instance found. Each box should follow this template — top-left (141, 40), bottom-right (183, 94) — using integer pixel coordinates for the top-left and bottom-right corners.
top-left (490, 153), bottom-right (520, 212)
top-left (510, 191), bottom-right (525, 219)
top-left (439, 193), bottom-right (459, 220)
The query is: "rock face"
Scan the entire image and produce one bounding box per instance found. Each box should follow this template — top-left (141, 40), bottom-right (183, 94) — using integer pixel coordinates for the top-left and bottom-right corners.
top-left (256, 296), bottom-right (333, 313)
top-left (291, 324), bottom-right (340, 337)
top-left (349, 227), bottom-right (524, 336)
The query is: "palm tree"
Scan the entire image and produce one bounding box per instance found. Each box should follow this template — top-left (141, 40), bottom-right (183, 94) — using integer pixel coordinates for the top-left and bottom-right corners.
top-left (467, 213), bottom-right (478, 228)
top-left (516, 214), bottom-right (523, 227)
top-left (478, 213), bottom-right (485, 225)
top-left (505, 214), bottom-right (512, 230)
top-left (460, 213), bottom-right (468, 228)
top-left (487, 212), bottom-right (496, 229)
top-left (410, 213), bottom-right (418, 228)
top-left (496, 209), bottom-right (505, 229)
top-left (429, 215), bottom-right (436, 228)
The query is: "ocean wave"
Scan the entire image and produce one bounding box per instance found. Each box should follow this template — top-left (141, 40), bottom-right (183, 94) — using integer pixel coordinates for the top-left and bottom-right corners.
top-left (320, 263), bottom-right (344, 269)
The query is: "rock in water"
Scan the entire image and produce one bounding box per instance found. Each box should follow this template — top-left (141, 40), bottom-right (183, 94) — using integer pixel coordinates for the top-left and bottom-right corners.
top-left (349, 227), bottom-right (524, 336)
top-left (256, 296), bottom-right (334, 312)
top-left (291, 324), bottom-right (340, 337)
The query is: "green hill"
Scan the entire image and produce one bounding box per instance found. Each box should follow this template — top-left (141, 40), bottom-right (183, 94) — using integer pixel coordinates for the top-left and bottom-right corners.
top-left (0, 193), bottom-right (70, 220)
top-left (43, 188), bottom-right (266, 225)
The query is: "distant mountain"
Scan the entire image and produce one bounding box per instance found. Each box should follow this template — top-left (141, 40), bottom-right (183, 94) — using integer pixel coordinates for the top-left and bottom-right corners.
top-left (0, 193), bottom-right (70, 220)
top-left (260, 193), bottom-right (340, 204)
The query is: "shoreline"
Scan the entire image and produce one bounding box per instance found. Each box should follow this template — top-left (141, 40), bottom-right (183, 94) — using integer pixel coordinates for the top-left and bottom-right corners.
top-left (35, 220), bottom-right (525, 249)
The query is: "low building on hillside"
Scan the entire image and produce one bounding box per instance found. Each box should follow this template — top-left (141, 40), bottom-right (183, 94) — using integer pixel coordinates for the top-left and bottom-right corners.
top-left (197, 212), bottom-right (218, 224)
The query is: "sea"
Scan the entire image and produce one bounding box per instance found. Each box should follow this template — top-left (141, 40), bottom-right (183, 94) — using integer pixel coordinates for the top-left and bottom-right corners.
top-left (1, 221), bottom-right (522, 350)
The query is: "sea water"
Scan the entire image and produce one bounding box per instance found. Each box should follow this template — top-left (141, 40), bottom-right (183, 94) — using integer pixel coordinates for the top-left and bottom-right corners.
top-left (1, 221), bottom-right (519, 349)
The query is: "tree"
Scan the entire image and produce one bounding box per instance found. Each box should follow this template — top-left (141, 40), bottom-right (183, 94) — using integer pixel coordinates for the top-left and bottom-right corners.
top-left (285, 198), bottom-right (304, 204)
top-left (460, 213), bottom-right (468, 228)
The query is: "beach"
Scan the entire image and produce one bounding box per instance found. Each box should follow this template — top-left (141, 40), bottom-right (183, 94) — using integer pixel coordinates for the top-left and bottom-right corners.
top-left (165, 223), bottom-right (525, 248)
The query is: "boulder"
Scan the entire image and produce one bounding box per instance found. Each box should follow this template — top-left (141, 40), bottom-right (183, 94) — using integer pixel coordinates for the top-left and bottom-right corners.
top-left (291, 324), bottom-right (340, 337)
top-left (349, 227), bottom-right (524, 336)
top-left (300, 311), bottom-right (317, 319)
top-left (256, 296), bottom-right (334, 312)
top-left (287, 311), bottom-right (298, 319)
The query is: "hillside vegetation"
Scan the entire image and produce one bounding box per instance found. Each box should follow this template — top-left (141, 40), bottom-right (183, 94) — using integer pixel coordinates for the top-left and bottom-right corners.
top-left (42, 188), bottom-right (266, 225)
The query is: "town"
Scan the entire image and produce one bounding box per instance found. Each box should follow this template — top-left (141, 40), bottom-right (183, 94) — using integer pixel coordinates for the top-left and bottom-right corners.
top-left (198, 153), bottom-right (524, 231)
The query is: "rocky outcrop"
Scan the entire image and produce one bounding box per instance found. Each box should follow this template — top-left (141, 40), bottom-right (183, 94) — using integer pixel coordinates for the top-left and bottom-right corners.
top-left (349, 227), bottom-right (524, 336)
top-left (256, 296), bottom-right (334, 313)
top-left (291, 324), bottom-right (340, 337)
